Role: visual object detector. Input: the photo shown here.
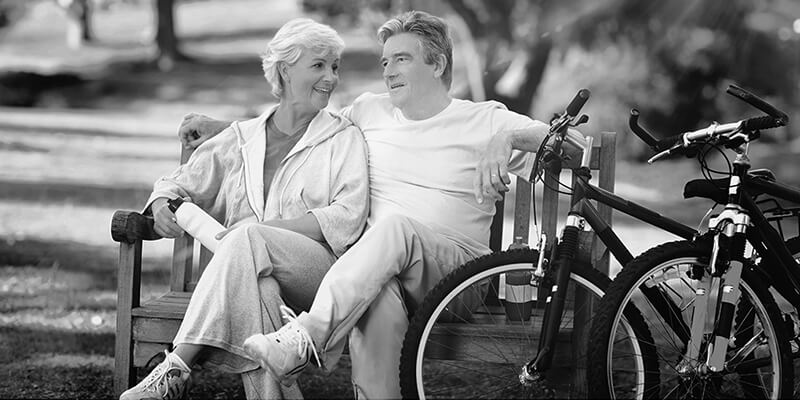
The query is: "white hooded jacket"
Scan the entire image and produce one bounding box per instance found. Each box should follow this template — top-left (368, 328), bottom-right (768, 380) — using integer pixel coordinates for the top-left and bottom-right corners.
top-left (146, 105), bottom-right (369, 257)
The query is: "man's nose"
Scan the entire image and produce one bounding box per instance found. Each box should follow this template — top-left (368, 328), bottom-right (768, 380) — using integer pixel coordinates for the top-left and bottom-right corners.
top-left (383, 63), bottom-right (396, 79)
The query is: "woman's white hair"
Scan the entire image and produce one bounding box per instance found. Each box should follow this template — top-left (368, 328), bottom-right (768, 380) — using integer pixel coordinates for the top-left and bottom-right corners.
top-left (261, 18), bottom-right (345, 98)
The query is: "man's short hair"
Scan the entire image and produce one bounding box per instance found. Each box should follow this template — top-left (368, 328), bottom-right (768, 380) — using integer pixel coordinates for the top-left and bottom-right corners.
top-left (377, 11), bottom-right (453, 89)
top-left (261, 18), bottom-right (345, 98)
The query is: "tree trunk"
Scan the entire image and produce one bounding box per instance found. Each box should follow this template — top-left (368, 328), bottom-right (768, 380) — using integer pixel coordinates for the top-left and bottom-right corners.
top-left (486, 36), bottom-right (552, 115)
top-left (154, 0), bottom-right (182, 71)
top-left (62, 0), bottom-right (91, 49)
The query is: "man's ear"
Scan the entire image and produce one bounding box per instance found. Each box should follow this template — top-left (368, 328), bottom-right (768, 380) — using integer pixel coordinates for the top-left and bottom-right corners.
top-left (433, 54), bottom-right (447, 79)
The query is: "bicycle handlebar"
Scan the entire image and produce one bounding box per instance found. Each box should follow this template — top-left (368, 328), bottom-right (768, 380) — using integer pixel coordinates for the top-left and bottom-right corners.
top-left (566, 89), bottom-right (591, 117)
top-left (628, 85), bottom-right (789, 163)
top-left (726, 84), bottom-right (789, 124)
top-left (535, 89), bottom-right (592, 174)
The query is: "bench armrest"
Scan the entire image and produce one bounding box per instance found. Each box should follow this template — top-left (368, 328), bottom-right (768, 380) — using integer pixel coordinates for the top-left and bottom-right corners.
top-left (111, 210), bottom-right (162, 243)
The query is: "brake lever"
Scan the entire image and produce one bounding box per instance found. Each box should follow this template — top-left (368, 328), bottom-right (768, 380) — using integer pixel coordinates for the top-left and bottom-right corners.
top-left (647, 141), bottom-right (683, 164)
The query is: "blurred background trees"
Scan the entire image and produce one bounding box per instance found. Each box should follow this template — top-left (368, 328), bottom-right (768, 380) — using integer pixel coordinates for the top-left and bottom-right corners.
top-left (303, 0), bottom-right (799, 159)
top-left (2, 0), bottom-right (798, 160)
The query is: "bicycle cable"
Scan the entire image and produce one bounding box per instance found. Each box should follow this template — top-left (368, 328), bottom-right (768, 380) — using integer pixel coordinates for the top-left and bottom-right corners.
top-left (696, 141), bottom-right (736, 190)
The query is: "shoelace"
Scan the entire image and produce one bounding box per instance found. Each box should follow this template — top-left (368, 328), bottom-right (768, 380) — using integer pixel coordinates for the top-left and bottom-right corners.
top-left (141, 351), bottom-right (185, 399)
top-left (278, 305), bottom-right (322, 368)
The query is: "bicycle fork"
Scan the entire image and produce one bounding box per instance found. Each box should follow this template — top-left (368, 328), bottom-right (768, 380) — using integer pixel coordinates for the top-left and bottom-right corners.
top-left (521, 213), bottom-right (584, 384)
top-left (682, 205), bottom-right (750, 374)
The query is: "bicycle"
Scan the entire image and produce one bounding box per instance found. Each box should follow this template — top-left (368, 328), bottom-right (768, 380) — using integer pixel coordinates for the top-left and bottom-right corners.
top-left (399, 89), bottom-right (706, 398)
top-left (587, 84), bottom-right (797, 399)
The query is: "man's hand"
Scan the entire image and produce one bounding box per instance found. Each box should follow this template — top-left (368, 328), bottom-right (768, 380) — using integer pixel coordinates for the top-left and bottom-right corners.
top-left (152, 197), bottom-right (184, 238)
top-left (562, 129), bottom-right (589, 160)
top-left (473, 131), bottom-right (513, 204)
top-left (178, 113), bottom-right (231, 149)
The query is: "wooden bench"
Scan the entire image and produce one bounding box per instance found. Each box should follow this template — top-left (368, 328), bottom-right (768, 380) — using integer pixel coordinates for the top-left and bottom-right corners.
top-left (111, 132), bottom-right (616, 397)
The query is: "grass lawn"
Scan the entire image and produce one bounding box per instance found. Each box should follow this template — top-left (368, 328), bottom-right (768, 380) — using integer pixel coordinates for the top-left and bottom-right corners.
top-left (1, 0), bottom-right (798, 399)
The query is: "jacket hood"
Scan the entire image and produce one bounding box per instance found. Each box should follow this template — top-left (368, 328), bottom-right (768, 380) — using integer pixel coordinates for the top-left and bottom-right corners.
top-left (229, 105), bottom-right (355, 221)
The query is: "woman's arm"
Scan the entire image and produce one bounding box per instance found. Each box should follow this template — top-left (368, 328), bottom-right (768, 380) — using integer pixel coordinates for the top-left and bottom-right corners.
top-left (260, 214), bottom-right (324, 242)
top-left (306, 128), bottom-right (370, 256)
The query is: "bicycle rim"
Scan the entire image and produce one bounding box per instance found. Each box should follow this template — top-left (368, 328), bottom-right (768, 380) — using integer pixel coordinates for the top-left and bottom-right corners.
top-left (401, 250), bottom-right (643, 399)
top-left (606, 249), bottom-right (790, 399)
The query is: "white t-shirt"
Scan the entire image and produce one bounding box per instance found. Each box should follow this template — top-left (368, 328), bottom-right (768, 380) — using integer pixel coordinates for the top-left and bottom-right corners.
top-left (340, 92), bottom-right (547, 256)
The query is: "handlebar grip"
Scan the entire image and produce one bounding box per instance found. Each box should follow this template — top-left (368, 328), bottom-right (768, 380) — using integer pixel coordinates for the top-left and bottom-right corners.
top-left (628, 109), bottom-right (660, 150)
top-left (741, 115), bottom-right (784, 132)
top-left (566, 89), bottom-right (591, 117)
top-left (727, 84), bottom-right (789, 124)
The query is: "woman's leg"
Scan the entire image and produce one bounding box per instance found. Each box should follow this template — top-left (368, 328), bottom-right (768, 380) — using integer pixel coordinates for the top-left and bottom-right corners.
top-left (174, 223), bottom-right (336, 369)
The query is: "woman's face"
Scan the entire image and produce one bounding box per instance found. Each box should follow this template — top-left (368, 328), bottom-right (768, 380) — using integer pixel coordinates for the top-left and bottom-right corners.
top-left (281, 49), bottom-right (340, 112)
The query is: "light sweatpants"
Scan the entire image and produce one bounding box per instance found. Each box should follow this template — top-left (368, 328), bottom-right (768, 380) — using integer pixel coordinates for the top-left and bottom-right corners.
top-left (174, 223), bottom-right (336, 399)
top-left (296, 215), bottom-right (479, 398)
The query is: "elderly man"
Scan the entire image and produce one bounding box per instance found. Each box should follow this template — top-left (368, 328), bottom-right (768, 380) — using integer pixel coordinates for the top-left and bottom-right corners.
top-left (183, 11), bottom-right (583, 399)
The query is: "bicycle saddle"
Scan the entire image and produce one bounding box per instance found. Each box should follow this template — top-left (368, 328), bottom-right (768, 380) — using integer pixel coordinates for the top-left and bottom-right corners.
top-left (683, 169), bottom-right (776, 203)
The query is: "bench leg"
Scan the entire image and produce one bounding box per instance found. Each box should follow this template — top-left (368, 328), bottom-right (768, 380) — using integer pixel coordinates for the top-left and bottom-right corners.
top-left (115, 241), bottom-right (142, 397)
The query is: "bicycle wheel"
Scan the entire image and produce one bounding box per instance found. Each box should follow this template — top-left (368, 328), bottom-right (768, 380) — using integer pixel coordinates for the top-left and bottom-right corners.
top-left (400, 248), bottom-right (654, 399)
top-left (588, 240), bottom-right (793, 399)
top-left (775, 236), bottom-right (800, 397)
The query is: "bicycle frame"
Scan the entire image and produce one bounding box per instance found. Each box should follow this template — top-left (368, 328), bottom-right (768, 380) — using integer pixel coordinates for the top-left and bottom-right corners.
top-left (528, 150), bottom-right (699, 373)
top-left (742, 175), bottom-right (800, 301)
top-left (684, 149), bottom-right (800, 370)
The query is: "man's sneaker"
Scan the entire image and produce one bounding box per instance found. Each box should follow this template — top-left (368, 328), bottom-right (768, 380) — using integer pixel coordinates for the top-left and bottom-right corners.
top-left (120, 350), bottom-right (191, 400)
top-left (243, 305), bottom-right (321, 386)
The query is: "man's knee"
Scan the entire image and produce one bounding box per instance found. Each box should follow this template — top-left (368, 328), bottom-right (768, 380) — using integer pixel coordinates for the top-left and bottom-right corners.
top-left (365, 214), bottom-right (422, 242)
top-left (372, 213), bottom-right (419, 230)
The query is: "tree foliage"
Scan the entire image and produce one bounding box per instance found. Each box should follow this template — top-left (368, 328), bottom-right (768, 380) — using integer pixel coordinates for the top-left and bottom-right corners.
top-left (304, 0), bottom-right (798, 157)
top-left (568, 0), bottom-right (798, 141)
top-left (0, 0), bottom-right (26, 32)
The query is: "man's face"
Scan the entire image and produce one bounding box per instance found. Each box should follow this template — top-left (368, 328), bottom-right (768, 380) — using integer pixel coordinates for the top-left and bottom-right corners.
top-left (380, 33), bottom-right (441, 111)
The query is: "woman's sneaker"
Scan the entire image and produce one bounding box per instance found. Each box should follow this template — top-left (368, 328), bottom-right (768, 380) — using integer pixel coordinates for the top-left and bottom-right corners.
top-left (119, 350), bottom-right (191, 400)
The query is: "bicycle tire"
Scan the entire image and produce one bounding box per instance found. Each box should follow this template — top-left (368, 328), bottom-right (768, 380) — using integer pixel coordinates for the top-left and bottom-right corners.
top-left (399, 248), bottom-right (654, 399)
top-left (771, 236), bottom-right (800, 398)
top-left (588, 240), bottom-right (793, 399)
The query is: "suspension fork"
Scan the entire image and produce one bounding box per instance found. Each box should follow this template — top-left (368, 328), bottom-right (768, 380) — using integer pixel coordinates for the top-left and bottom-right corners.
top-left (683, 205), bottom-right (750, 372)
top-left (525, 213), bottom-right (584, 373)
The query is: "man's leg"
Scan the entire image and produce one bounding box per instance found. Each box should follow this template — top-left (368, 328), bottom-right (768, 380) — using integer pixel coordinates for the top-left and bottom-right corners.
top-left (298, 214), bottom-right (474, 367)
top-left (349, 279), bottom-right (407, 399)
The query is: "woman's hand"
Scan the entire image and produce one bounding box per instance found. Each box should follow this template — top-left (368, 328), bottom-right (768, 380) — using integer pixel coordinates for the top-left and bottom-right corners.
top-left (178, 113), bottom-right (231, 149)
top-left (152, 197), bottom-right (184, 238)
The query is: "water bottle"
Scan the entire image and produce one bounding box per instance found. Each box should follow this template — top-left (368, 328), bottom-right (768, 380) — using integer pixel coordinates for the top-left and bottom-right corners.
top-left (500, 271), bottom-right (536, 322)
top-left (167, 198), bottom-right (225, 252)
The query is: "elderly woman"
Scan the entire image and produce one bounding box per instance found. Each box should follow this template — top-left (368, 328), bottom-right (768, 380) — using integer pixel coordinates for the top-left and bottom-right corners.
top-left (120, 19), bottom-right (368, 400)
